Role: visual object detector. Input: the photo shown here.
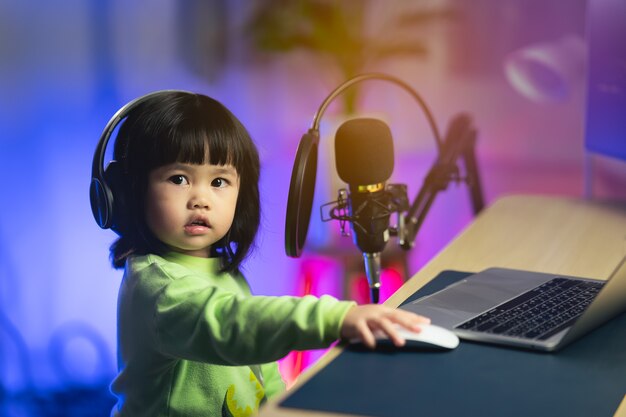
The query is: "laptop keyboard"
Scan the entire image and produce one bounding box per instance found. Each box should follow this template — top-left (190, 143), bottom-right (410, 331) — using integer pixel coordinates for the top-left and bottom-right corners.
top-left (456, 278), bottom-right (604, 340)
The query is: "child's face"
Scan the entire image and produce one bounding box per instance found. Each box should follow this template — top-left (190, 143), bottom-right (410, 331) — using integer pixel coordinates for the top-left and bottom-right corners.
top-left (145, 161), bottom-right (240, 258)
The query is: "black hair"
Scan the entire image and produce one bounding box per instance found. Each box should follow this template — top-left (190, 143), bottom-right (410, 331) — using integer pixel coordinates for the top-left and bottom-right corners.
top-left (109, 91), bottom-right (260, 274)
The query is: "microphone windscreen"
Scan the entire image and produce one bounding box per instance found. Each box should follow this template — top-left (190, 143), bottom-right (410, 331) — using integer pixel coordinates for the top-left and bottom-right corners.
top-left (335, 118), bottom-right (394, 185)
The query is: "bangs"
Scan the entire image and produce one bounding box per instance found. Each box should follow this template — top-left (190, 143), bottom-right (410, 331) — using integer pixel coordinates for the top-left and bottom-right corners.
top-left (150, 123), bottom-right (239, 169)
top-left (136, 95), bottom-right (251, 175)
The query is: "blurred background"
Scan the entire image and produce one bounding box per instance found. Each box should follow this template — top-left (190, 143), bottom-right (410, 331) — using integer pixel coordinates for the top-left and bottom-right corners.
top-left (1, 0), bottom-right (625, 415)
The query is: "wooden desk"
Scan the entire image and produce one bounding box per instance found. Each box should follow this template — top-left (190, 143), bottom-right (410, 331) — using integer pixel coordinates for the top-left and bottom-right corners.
top-left (260, 195), bottom-right (626, 417)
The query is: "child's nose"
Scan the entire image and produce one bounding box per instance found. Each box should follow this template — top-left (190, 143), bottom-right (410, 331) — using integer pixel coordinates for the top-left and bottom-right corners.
top-left (189, 193), bottom-right (210, 209)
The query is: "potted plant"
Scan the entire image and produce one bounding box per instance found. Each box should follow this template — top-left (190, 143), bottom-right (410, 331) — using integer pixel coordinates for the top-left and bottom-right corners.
top-left (245, 0), bottom-right (453, 114)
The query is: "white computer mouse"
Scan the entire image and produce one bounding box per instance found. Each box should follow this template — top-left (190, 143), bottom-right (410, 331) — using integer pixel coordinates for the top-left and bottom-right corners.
top-left (393, 324), bottom-right (460, 350)
top-left (352, 324), bottom-right (460, 351)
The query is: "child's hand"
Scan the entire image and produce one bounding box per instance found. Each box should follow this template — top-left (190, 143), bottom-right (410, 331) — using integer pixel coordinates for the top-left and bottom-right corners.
top-left (340, 305), bottom-right (431, 349)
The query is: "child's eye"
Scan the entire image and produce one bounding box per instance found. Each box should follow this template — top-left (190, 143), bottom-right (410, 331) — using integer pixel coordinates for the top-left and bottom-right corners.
top-left (211, 177), bottom-right (229, 188)
top-left (168, 175), bottom-right (189, 185)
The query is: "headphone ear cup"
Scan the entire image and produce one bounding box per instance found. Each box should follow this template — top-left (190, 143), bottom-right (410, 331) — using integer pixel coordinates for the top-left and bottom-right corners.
top-left (89, 160), bottom-right (127, 233)
top-left (90, 173), bottom-right (115, 230)
top-left (103, 161), bottom-right (127, 234)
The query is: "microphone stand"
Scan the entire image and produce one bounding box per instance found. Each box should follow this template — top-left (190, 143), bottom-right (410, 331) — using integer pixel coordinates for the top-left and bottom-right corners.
top-left (400, 113), bottom-right (484, 250)
top-left (363, 253), bottom-right (382, 303)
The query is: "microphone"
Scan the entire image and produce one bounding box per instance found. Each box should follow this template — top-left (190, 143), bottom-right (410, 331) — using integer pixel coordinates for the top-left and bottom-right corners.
top-left (284, 73), bottom-right (484, 305)
top-left (334, 118), bottom-right (395, 303)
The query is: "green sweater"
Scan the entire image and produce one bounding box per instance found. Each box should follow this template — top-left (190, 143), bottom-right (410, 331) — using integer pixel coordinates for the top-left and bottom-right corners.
top-left (110, 252), bottom-right (355, 416)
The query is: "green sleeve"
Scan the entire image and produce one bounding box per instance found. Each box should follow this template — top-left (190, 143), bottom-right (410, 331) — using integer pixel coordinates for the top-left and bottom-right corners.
top-left (136, 262), bottom-right (356, 366)
top-left (260, 362), bottom-right (286, 399)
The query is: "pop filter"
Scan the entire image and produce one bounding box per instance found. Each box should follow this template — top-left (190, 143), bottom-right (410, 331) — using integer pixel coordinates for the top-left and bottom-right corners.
top-left (285, 129), bottom-right (320, 257)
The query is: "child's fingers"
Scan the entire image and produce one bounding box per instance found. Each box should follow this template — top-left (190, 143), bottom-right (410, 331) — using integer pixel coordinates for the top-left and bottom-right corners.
top-left (391, 309), bottom-right (431, 332)
top-left (357, 320), bottom-right (376, 349)
top-left (339, 304), bottom-right (432, 348)
top-left (377, 317), bottom-right (406, 347)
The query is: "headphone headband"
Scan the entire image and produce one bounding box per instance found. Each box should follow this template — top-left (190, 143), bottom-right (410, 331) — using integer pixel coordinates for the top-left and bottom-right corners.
top-left (90, 89), bottom-right (193, 231)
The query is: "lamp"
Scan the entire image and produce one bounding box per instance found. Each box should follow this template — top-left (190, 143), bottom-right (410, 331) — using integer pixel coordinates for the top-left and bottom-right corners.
top-left (504, 34), bottom-right (586, 103)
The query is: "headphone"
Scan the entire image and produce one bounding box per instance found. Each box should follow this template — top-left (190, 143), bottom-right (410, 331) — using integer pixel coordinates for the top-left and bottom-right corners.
top-left (89, 90), bottom-right (192, 233)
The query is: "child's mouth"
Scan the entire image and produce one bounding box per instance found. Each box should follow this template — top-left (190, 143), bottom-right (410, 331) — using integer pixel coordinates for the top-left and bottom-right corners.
top-left (185, 219), bottom-right (210, 234)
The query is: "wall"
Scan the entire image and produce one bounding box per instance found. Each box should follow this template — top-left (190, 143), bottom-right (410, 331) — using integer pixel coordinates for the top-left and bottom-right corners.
top-left (0, 0), bottom-right (624, 414)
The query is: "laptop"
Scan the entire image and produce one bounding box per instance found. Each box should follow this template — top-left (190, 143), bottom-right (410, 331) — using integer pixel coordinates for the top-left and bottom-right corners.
top-left (400, 255), bottom-right (626, 351)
